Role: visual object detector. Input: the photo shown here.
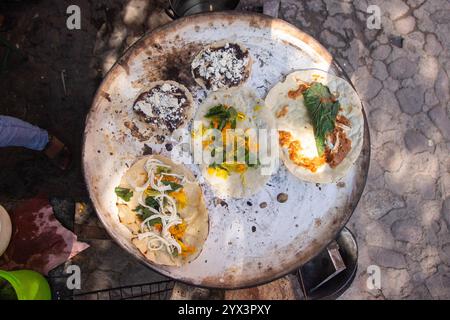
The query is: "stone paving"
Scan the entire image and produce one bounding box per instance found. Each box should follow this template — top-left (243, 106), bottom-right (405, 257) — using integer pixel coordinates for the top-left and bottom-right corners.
top-left (284, 0), bottom-right (450, 300)
top-left (0, 0), bottom-right (449, 299)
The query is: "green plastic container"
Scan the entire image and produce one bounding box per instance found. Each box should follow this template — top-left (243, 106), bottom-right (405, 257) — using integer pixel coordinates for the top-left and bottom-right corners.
top-left (0, 270), bottom-right (52, 300)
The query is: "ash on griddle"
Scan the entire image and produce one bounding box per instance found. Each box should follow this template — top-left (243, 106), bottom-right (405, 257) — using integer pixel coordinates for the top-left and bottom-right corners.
top-left (156, 134), bottom-right (166, 144)
top-left (133, 83), bottom-right (190, 133)
top-left (165, 143), bottom-right (173, 151)
top-left (124, 121), bottom-right (149, 142)
top-left (153, 42), bottom-right (202, 89)
top-left (214, 197), bottom-right (228, 208)
top-left (142, 145), bottom-right (153, 155)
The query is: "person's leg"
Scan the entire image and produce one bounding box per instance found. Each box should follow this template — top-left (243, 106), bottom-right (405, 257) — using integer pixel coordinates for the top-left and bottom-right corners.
top-left (0, 115), bottom-right (49, 151)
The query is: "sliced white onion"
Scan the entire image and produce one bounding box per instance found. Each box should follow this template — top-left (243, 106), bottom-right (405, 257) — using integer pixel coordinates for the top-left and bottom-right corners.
top-left (126, 157), bottom-right (190, 256)
top-left (138, 232), bottom-right (171, 249)
top-left (163, 232), bottom-right (182, 254)
top-left (125, 174), bottom-right (151, 192)
top-left (147, 238), bottom-right (164, 251)
top-left (160, 172), bottom-right (184, 179)
top-left (163, 219), bottom-right (183, 235)
top-left (140, 214), bottom-right (167, 230)
top-left (137, 192), bottom-right (160, 215)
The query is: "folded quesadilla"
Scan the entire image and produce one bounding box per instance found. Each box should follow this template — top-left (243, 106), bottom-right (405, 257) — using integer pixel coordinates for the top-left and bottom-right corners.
top-left (192, 87), bottom-right (275, 198)
top-left (265, 69), bottom-right (364, 183)
top-left (115, 155), bottom-right (208, 266)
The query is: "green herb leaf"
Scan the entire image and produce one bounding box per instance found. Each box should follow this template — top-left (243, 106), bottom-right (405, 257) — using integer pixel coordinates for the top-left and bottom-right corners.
top-left (302, 82), bottom-right (340, 156)
top-left (133, 204), bottom-right (162, 226)
top-left (209, 163), bottom-right (229, 172)
top-left (231, 118), bottom-right (237, 129)
top-left (133, 205), bottom-right (152, 220)
top-left (161, 181), bottom-right (183, 191)
top-left (145, 196), bottom-right (160, 210)
top-left (147, 217), bottom-right (162, 226)
top-left (156, 166), bottom-right (170, 174)
top-left (115, 187), bottom-right (133, 202)
top-left (205, 105), bottom-right (239, 130)
top-left (205, 105), bottom-right (228, 118)
top-left (132, 196), bottom-right (159, 220)
top-left (218, 118), bottom-right (227, 131)
top-left (227, 107), bottom-right (238, 120)
top-left (145, 189), bottom-right (160, 197)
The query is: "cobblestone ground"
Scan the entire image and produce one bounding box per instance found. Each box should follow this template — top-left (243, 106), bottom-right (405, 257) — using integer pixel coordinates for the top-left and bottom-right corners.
top-left (279, 0), bottom-right (450, 300)
top-left (0, 0), bottom-right (449, 299)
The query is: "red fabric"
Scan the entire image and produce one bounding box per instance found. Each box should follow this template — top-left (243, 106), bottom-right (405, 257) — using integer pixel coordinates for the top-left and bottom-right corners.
top-left (0, 197), bottom-right (89, 275)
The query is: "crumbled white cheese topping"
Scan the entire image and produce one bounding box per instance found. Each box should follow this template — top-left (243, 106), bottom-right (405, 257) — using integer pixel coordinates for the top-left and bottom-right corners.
top-left (192, 43), bottom-right (249, 91)
top-left (133, 83), bottom-right (187, 131)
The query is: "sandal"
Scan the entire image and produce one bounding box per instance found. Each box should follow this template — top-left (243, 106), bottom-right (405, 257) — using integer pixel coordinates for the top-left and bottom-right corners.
top-left (43, 135), bottom-right (72, 171)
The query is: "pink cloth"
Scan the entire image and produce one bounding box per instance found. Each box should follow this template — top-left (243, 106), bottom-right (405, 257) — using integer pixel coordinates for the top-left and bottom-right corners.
top-left (0, 197), bottom-right (89, 275)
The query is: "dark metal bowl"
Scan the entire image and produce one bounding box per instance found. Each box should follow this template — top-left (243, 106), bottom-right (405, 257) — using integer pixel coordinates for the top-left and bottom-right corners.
top-left (167, 0), bottom-right (240, 19)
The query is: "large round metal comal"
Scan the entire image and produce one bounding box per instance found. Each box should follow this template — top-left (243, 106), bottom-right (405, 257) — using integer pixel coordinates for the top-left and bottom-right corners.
top-left (83, 12), bottom-right (370, 289)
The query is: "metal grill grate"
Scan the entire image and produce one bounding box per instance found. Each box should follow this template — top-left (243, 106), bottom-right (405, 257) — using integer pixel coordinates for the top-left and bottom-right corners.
top-left (62, 280), bottom-right (175, 300)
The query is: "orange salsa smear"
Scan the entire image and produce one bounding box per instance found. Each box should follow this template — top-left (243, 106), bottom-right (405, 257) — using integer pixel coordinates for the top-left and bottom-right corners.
top-left (278, 131), bottom-right (326, 173)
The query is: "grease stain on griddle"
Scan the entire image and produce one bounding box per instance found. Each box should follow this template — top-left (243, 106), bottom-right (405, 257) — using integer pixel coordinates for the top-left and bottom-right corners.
top-left (314, 218), bottom-right (322, 227)
top-left (124, 121), bottom-right (149, 142)
top-left (142, 145), bottom-right (153, 155)
top-left (165, 143), bottom-right (173, 151)
top-left (337, 181), bottom-right (346, 188)
top-left (147, 42), bottom-right (203, 90)
top-left (277, 193), bottom-right (288, 203)
top-left (155, 135), bottom-right (165, 144)
top-left (214, 197), bottom-right (228, 208)
top-left (249, 17), bottom-right (270, 29)
top-left (117, 59), bottom-right (130, 75)
top-left (100, 91), bottom-right (112, 102)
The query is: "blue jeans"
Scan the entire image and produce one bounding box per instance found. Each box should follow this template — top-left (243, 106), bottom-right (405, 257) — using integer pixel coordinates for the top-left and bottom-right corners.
top-left (0, 116), bottom-right (49, 151)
